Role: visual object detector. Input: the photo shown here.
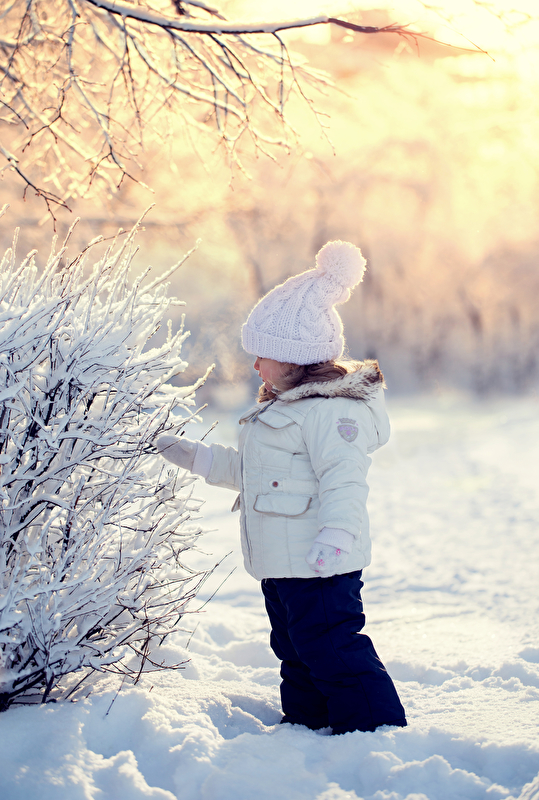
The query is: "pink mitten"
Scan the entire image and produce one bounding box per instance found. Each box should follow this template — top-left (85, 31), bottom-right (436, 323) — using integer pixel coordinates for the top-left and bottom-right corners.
top-left (306, 528), bottom-right (354, 577)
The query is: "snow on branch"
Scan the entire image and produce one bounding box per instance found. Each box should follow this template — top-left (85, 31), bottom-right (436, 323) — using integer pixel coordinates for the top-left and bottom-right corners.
top-left (85, 1), bottom-right (331, 34)
top-left (0, 214), bottom-right (213, 709)
top-left (83, 0), bottom-right (429, 40)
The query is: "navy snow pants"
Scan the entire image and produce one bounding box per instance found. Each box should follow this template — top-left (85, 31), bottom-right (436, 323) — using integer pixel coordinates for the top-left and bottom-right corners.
top-left (262, 571), bottom-right (407, 734)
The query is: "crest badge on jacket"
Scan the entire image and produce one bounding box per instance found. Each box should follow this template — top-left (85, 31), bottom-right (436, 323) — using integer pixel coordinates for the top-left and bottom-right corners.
top-left (337, 418), bottom-right (358, 442)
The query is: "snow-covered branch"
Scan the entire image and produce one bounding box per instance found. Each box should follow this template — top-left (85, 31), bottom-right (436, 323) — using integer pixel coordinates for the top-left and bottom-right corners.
top-left (83, 1), bottom-right (421, 39)
top-left (84, 1), bottom-right (330, 34)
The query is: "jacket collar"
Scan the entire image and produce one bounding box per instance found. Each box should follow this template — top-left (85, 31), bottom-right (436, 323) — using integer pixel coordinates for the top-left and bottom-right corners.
top-left (276, 359), bottom-right (385, 403)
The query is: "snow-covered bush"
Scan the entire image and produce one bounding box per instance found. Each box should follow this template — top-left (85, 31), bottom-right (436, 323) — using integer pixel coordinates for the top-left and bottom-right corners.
top-left (0, 214), bottom-right (211, 709)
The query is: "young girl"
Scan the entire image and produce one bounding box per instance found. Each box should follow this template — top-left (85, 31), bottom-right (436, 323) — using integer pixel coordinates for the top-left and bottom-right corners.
top-left (157, 240), bottom-right (407, 734)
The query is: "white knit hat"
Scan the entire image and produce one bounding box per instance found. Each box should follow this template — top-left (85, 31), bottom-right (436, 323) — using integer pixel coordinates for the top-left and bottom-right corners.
top-left (241, 240), bottom-right (366, 365)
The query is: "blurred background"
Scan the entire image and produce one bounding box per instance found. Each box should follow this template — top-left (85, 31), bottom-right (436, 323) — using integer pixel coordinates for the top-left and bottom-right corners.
top-left (2, 0), bottom-right (538, 404)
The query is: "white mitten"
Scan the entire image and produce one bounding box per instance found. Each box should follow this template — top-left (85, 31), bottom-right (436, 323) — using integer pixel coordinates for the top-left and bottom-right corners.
top-left (156, 435), bottom-right (197, 470)
top-left (155, 435), bottom-right (213, 480)
top-left (306, 528), bottom-right (355, 577)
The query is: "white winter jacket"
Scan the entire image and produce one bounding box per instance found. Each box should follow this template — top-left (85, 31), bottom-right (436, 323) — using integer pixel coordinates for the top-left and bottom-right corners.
top-left (206, 361), bottom-right (390, 580)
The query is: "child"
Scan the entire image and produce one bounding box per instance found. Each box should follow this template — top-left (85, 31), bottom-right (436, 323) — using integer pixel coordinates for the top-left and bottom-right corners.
top-left (157, 240), bottom-right (407, 734)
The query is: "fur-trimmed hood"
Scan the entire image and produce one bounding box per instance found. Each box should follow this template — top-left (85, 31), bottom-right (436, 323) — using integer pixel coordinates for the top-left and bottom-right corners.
top-left (277, 359), bottom-right (385, 404)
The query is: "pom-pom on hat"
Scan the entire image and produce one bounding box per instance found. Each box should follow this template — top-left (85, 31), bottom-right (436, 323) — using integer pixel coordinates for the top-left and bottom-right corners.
top-left (241, 240), bottom-right (366, 365)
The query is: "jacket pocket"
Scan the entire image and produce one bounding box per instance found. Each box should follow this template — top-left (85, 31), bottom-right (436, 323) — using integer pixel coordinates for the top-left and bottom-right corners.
top-left (253, 493), bottom-right (312, 517)
top-left (257, 409), bottom-right (296, 429)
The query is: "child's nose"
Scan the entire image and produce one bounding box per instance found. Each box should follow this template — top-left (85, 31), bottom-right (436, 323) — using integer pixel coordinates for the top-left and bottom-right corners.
top-left (254, 357), bottom-right (260, 370)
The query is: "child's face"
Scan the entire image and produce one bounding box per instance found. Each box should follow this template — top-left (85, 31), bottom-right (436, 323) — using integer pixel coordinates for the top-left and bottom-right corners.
top-left (253, 357), bottom-right (290, 391)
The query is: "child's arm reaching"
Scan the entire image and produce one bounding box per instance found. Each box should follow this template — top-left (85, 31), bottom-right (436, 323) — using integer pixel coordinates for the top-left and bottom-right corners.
top-left (155, 435), bottom-right (213, 478)
top-left (156, 435), bottom-right (241, 491)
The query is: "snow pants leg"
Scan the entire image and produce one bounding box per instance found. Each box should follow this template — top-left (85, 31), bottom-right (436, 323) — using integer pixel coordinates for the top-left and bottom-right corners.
top-left (261, 571), bottom-right (407, 734)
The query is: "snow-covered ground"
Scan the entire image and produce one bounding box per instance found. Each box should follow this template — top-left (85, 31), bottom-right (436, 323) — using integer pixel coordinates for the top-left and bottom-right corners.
top-left (1, 394), bottom-right (538, 800)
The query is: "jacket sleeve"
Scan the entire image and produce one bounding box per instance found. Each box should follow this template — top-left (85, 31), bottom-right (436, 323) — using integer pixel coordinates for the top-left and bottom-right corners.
top-left (301, 400), bottom-right (375, 538)
top-left (206, 442), bottom-right (241, 491)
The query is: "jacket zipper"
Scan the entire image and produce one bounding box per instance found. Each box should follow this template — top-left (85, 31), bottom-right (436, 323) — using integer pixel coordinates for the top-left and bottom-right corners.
top-left (240, 427), bottom-right (254, 571)
top-left (239, 400), bottom-right (276, 573)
